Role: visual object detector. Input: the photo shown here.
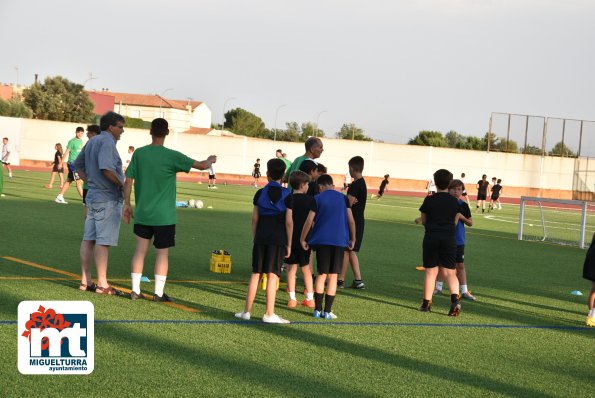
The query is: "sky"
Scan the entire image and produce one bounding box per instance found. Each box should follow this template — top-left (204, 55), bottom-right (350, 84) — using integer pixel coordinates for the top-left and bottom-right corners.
top-left (1, 0), bottom-right (594, 149)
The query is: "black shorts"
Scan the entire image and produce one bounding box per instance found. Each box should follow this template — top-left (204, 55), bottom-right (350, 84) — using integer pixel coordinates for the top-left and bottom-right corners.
top-left (422, 235), bottom-right (456, 269)
top-left (378, 189), bottom-right (385, 196)
top-left (1, 161), bottom-right (9, 165)
top-left (134, 224), bottom-right (176, 249)
top-left (66, 163), bottom-right (79, 183)
top-left (455, 245), bottom-right (465, 263)
top-left (477, 193), bottom-right (487, 201)
top-left (52, 164), bottom-right (64, 173)
top-left (252, 171), bottom-right (261, 178)
top-left (209, 174), bottom-right (216, 179)
top-left (252, 244), bottom-right (285, 276)
top-left (285, 245), bottom-right (311, 266)
top-left (583, 244), bottom-right (595, 282)
top-left (82, 188), bottom-right (88, 204)
top-left (349, 219), bottom-right (365, 252)
top-left (491, 194), bottom-right (499, 200)
top-left (462, 191), bottom-right (468, 196)
top-left (313, 245), bottom-right (345, 275)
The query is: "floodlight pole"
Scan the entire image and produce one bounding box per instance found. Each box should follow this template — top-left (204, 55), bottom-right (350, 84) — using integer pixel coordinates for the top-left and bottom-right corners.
top-left (314, 110), bottom-right (327, 137)
top-left (222, 97), bottom-right (236, 130)
top-left (274, 104), bottom-right (287, 141)
top-left (160, 88), bottom-right (173, 118)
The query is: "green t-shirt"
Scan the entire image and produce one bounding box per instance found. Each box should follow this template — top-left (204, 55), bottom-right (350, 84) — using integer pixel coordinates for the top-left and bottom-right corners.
top-left (66, 137), bottom-right (83, 163)
top-left (284, 155), bottom-right (308, 180)
top-left (125, 145), bottom-right (194, 226)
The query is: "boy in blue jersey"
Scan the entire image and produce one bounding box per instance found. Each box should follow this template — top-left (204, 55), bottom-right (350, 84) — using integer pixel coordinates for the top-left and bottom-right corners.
top-left (434, 179), bottom-right (475, 300)
top-left (301, 174), bottom-right (356, 319)
top-left (236, 158), bottom-right (293, 324)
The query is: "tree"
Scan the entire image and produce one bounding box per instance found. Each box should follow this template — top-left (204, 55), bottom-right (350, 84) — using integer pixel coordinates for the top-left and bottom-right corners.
top-left (336, 123), bottom-right (372, 141)
top-left (223, 107), bottom-right (266, 137)
top-left (549, 142), bottom-right (577, 157)
top-left (0, 98), bottom-right (33, 118)
top-left (492, 138), bottom-right (519, 153)
top-left (301, 122), bottom-right (324, 139)
top-left (445, 130), bottom-right (464, 148)
top-left (521, 145), bottom-right (543, 155)
top-left (407, 131), bottom-right (448, 147)
top-left (22, 76), bottom-right (95, 122)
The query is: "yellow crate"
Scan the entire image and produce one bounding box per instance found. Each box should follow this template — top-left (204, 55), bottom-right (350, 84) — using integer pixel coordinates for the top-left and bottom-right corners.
top-left (210, 250), bottom-right (232, 274)
top-left (260, 273), bottom-right (279, 290)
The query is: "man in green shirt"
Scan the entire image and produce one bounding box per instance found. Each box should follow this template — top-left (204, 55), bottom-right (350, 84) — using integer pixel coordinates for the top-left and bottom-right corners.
top-left (123, 118), bottom-right (217, 302)
top-left (283, 137), bottom-right (324, 188)
top-left (55, 126), bottom-right (85, 204)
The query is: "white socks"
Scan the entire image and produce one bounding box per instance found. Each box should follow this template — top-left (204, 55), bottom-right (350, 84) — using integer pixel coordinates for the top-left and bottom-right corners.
top-left (461, 284), bottom-right (468, 294)
top-left (289, 291), bottom-right (296, 300)
top-left (154, 274), bottom-right (167, 297)
top-left (306, 292), bottom-right (314, 300)
top-left (435, 281), bottom-right (443, 291)
top-left (589, 308), bottom-right (595, 317)
top-left (131, 273), bottom-right (141, 294)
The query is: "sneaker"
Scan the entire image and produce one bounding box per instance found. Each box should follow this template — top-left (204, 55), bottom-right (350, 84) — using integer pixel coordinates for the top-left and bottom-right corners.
top-left (448, 302), bottom-right (461, 317)
top-left (313, 310), bottom-right (322, 318)
top-left (234, 311), bottom-right (251, 320)
top-left (352, 280), bottom-right (365, 289)
top-left (130, 291), bottom-right (144, 300)
top-left (433, 288), bottom-right (442, 295)
top-left (419, 301), bottom-right (432, 312)
top-left (301, 299), bottom-right (315, 308)
top-left (586, 316), bottom-right (595, 327)
top-left (262, 313), bottom-right (290, 324)
top-left (153, 293), bottom-right (173, 302)
top-left (287, 299), bottom-right (298, 308)
top-left (461, 292), bottom-right (476, 301)
top-left (337, 280), bottom-right (345, 289)
top-left (55, 196), bottom-right (68, 204)
top-left (212, 186), bottom-right (218, 189)
top-left (323, 312), bottom-right (337, 320)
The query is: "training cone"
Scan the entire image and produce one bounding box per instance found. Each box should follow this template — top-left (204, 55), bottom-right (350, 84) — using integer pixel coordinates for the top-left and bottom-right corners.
top-left (570, 290), bottom-right (583, 296)
top-left (140, 276), bottom-right (151, 282)
top-left (415, 266), bottom-right (425, 271)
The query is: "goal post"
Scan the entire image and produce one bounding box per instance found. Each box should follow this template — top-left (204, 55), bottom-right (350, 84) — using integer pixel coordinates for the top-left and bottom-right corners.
top-left (518, 196), bottom-right (590, 248)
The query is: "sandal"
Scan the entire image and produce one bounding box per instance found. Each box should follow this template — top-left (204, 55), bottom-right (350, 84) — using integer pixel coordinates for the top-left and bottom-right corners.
top-left (95, 285), bottom-right (124, 296)
top-left (79, 282), bottom-right (97, 292)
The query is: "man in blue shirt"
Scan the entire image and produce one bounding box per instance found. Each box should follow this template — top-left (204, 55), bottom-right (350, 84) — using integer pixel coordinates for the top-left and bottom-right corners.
top-left (74, 111), bottom-right (126, 295)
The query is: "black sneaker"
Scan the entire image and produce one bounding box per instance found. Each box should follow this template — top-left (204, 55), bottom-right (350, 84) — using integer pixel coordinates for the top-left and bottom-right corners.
top-left (352, 280), bottom-right (365, 289)
top-left (419, 301), bottom-right (432, 312)
top-left (337, 280), bottom-right (345, 288)
top-left (130, 291), bottom-right (144, 300)
top-left (448, 302), bottom-right (461, 316)
top-left (153, 293), bottom-right (174, 302)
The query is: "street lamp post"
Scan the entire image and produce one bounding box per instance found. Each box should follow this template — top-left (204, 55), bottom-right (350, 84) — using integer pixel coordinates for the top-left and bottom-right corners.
top-left (222, 97), bottom-right (236, 130)
top-left (314, 110), bottom-right (327, 137)
top-left (274, 104), bottom-right (287, 141)
top-left (160, 88), bottom-right (174, 117)
top-left (83, 73), bottom-right (96, 88)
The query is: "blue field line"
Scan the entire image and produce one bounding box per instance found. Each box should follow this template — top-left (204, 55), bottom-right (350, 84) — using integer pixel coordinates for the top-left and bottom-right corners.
top-left (1, 319), bottom-right (593, 330)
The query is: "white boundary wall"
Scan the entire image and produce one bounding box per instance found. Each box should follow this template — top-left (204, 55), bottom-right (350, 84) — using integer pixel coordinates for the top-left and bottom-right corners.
top-left (0, 116), bottom-right (576, 192)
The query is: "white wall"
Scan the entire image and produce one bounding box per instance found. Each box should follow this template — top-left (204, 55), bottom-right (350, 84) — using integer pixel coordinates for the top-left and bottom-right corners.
top-left (1, 116), bottom-right (579, 192)
top-left (190, 103), bottom-right (212, 128)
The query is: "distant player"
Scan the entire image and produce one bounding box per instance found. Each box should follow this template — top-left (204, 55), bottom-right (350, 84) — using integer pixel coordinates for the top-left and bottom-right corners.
top-left (489, 179), bottom-right (503, 211)
top-left (236, 158), bottom-right (292, 323)
top-left (1, 137), bottom-right (13, 179)
top-left (476, 174), bottom-right (489, 213)
top-left (427, 177), bottom-right (437, 196)
top-left (460, 172), bottom-right (470, 206)
top-left (55, 127), bottom-right (85, 204)
top-left (583, 233), bottom-right (595, 327)
top-left (342, 171), bottom-right (352, 191)
top-left (301, 174), bottom-right (356, 319)
top-left (252, 158), bottom-right (261, 187)
top-left (372, 174), bottom-right (389, 199)
top-left (207, 163), bottom-right (217, 189)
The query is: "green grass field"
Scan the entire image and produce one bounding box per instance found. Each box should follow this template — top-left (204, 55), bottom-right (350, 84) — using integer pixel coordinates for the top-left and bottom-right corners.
top-left (1, 170), bottom-right (593, 397)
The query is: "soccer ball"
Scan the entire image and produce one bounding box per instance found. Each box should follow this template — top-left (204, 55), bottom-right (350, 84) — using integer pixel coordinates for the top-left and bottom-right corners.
top-left (188, 199), bottom-right (196, 208)
top-left (195, 200), bottom-right (204, 209)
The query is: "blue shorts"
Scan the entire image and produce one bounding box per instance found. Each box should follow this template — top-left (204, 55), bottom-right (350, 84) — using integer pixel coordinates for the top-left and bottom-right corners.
top-left (83, 201), bottom-right (123, 246)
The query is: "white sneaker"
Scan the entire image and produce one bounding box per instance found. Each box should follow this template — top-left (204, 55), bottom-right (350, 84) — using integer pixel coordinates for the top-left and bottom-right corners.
top-left (262, 313), bottom-right (290, 324)
top-left (212, 186), bottom-right (218, 190)
top-left (323, 312), bottom-right (337, 320)
top-left (234, 311), bottom-right (250, 320)
top-left (55, 196), bottom-right (68, 204)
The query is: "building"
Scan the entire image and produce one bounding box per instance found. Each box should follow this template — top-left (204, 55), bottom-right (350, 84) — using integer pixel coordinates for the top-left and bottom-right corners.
top-left (87, 91), bottom-right (212, 132)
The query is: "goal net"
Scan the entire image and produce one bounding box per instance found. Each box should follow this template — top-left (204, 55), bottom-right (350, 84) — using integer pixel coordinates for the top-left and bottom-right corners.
top-left (518, 196), bottom-right (595, 248)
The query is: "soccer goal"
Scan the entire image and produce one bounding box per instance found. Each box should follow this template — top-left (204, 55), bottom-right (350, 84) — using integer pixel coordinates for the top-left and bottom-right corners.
top-left (518, 196), bottom-right (595, 248)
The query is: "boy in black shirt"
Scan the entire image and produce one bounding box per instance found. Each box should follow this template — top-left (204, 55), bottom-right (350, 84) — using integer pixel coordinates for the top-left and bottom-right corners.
top-left (339, 156), bottom-right (367, 289)
top-left (285, 170), bottom-right (316, 309)
top-left (489, 178), bottom-right (503, 211)
top-left (418, 168), bottom-right (462, 316)
top-left (476, 174), bottom-right (489, 213)
top-left (235, 159), bottom-right (293, 324)
top-left (372, 174), bottom-right (390, 199)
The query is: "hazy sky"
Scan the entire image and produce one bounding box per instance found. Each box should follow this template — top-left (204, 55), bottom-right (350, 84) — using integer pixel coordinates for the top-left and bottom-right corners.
top-left (1, 0), bottom-right (594, 146)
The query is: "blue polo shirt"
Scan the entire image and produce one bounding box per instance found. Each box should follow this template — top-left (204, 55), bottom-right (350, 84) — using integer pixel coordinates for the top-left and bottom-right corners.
top-left (73, 131), bottom-right (124, 203)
